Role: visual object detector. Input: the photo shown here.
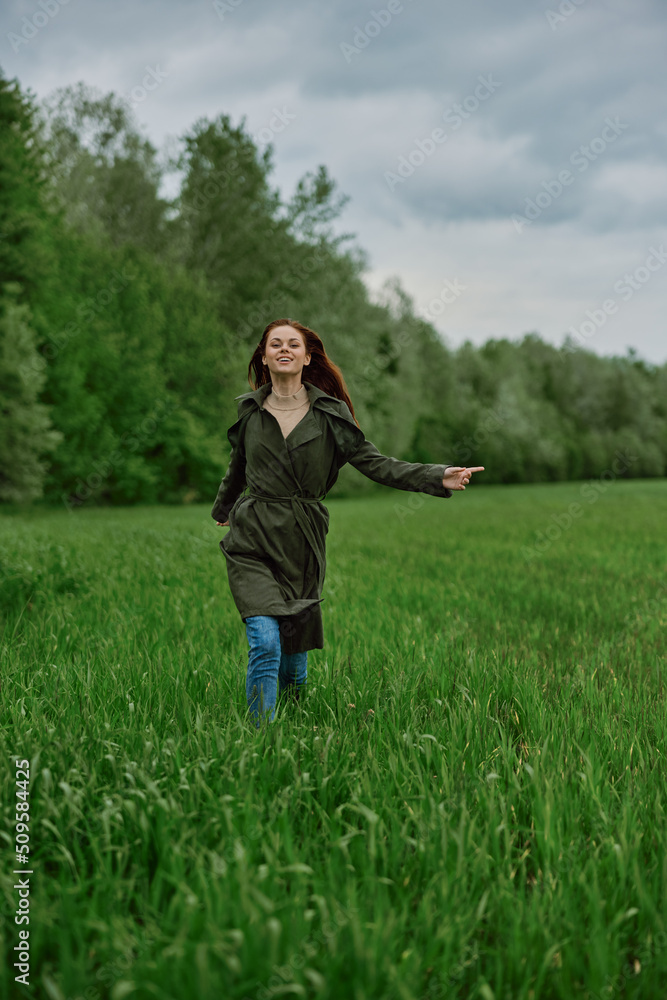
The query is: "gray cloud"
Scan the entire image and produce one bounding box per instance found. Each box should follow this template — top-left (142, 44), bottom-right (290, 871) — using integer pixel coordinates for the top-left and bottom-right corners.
top-left (1, 0), bottom-right (665, 361)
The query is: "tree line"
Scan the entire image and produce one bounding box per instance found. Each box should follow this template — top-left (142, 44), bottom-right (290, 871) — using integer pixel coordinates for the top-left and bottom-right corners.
top-left (1, 69), bottom-right (665, 509)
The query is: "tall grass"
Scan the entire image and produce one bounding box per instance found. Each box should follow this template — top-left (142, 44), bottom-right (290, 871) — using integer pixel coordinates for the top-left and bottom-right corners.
top-left (1, 480), bottom-right (666, 999)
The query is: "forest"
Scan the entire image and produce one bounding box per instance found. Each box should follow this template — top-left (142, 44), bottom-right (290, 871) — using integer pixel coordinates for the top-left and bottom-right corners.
top-left (1, 68), bottom-right (666, 509)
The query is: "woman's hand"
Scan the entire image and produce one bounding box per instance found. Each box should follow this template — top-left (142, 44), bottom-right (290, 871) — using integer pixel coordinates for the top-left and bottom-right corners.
top-left (216, 520), bottom-right (229, 527)
top-left (443, 466), bottom-right (484, 490)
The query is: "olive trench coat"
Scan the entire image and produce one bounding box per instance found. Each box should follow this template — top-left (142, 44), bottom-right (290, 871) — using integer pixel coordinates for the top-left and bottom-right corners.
top-left (211, 380), bottom-right (453, 654)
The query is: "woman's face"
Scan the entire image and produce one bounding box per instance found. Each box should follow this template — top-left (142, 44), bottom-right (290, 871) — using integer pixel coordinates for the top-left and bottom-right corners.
top-left (262, 326), bottom-right (311, 378)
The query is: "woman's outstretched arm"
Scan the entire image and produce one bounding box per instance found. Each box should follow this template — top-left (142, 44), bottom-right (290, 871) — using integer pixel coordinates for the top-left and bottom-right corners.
top-left (348, 439), bottom-right (482, 496)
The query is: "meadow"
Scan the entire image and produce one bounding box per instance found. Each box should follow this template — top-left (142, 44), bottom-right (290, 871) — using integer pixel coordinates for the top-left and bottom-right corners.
top-left (1, 479), bottom-right (666, 1000)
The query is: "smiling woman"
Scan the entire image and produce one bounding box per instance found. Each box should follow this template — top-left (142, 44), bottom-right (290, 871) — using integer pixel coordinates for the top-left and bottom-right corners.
top-left (211, 317), bottom-right (483, 729)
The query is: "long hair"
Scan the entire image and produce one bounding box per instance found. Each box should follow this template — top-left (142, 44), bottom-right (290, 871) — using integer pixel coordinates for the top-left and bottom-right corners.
top-left (248, 318), bottom-right (359, 425)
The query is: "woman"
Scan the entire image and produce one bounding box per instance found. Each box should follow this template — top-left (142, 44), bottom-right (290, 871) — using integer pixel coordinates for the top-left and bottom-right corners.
top-left (211, 318), bottom-right (483, 728)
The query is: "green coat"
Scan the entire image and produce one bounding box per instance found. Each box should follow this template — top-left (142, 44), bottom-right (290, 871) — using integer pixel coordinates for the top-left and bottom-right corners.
top-left (211, 380), bottom-right (453, 653)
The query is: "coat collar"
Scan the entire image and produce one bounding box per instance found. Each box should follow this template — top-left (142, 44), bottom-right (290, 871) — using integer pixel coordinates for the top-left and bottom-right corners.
top-left (235, 380), bottom-right (357, 427)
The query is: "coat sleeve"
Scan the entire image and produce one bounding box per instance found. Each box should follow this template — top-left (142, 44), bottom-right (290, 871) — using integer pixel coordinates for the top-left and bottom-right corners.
top-left (211, 413), bottom-right (248, 521)
top-left (348, 438), bottom-right (453, 498)
top-left (324, 399), bottom-right (453, 498)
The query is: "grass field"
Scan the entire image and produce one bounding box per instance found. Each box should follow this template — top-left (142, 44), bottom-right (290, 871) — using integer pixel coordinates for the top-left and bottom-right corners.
top-left (1, 480), bottom-right (666, 1000)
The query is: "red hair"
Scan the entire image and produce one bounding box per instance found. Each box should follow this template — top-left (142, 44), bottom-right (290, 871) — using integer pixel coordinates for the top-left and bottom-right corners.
top-left (248, 318), bottom-right (359, 425)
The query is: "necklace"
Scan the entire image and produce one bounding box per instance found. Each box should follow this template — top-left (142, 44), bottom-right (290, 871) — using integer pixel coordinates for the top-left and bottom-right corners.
top-left (266, 384), bottom-right (308, 410)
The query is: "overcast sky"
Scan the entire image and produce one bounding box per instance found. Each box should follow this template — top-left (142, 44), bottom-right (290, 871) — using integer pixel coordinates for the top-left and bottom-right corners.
top-left (2, 0), bottom-right (666, 362)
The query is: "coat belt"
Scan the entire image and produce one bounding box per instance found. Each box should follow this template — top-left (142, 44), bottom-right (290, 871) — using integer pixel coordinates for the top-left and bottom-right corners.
top-left (246, 492), bottom-right (326, 503)
top-left (245, 491), bottom-right (328, 589)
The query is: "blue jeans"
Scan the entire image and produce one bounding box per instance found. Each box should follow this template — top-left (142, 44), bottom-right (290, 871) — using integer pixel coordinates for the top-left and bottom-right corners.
top-left (243, 616), bottom-right (308, 727)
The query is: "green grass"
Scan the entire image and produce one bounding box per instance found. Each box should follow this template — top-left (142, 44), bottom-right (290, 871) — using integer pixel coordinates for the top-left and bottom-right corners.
top-left (1, 480), bottom-right (666, 1000)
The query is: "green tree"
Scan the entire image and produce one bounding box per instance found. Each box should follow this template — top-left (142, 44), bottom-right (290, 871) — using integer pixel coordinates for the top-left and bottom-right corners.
top-left (0, 70), bottom-right (54, 299)
top-left (0, 285), bottom-right (62, 501)
top-left (38, 82), bottom-right (171, 253)
top-left (2, 68), bottom-right (663, 509)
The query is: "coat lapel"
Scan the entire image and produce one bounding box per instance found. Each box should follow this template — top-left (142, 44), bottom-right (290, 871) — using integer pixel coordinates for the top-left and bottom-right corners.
top-left (231, 379), bottom-right (363, 456)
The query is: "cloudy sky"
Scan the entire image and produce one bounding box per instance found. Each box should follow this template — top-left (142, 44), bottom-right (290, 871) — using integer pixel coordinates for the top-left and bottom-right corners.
top-left (2, 0), bottom-right (666, 362)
